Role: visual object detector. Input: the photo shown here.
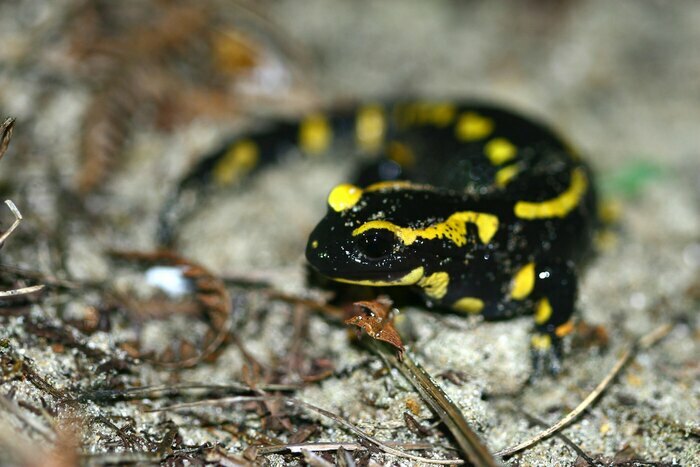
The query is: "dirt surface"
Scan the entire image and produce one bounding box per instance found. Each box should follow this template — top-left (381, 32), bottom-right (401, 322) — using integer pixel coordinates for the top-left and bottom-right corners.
top-left (0, 1), bottom-right (698, 466)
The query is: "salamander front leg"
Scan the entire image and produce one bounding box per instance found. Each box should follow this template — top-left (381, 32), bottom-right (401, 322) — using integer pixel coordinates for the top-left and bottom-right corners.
top-left (529, 260), bottom-right (578, 377)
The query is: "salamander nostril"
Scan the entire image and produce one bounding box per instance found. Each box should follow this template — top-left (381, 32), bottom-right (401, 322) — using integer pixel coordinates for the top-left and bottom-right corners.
top-left (357, 229), bottom-right (397, 260)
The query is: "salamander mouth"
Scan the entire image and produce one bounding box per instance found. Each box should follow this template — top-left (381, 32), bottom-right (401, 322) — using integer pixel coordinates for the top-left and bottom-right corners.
top-left (329, 266), bottom-right (425, 287)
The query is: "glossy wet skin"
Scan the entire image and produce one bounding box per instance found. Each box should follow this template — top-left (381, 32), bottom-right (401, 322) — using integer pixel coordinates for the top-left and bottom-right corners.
top-left (162, 100), bottom-right (598, 374)
top-left (304, 182), bottom-right (520, 288)
top-left (305, 186), bottom-right (443, 285)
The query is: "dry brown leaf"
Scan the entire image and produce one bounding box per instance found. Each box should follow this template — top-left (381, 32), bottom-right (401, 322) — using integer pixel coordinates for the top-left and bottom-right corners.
top-left (345, 299), bottom-right (404, 352)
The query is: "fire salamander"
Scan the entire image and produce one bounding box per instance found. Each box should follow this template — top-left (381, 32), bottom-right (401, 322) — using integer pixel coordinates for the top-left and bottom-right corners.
top-left (159, 101), bottom-right (598, 375)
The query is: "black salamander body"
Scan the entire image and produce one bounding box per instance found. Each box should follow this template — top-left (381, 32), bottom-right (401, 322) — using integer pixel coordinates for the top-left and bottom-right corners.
top-left (159, 102), bottom-right (598, 373)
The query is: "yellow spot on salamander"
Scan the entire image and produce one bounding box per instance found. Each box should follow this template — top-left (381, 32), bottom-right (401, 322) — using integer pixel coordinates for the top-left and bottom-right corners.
top-left (514, 168), bottom-right (588, 219)
top-left (213, 139), bottom-right (259, 186)
top-left (395, 102), bottom-right (456, 127)
top-left (356, 104), bottom-right (385, 153)
top-left (531, 333), bottom-right (552, 350)
top-left (417, 272), bottom-right (450, 300)
top-left (311, 240), bottom-right (319, 249)
top-left (510, 262), bottom-right (535, 300)
top-left (485, 138), bottom-right (517, 165)
top-left (327, 183), bottom-right (363, 212)
top-left (534, 297), bottom-right (553, 325)
top-left (387, 141), bottom-right (416, 167)
top-left (598, 199), bottom-right (622, 225)
top-left (333, 266), bottom-right (425, 287)
top-left (299, 114), bottom-right (331, 155)
top-left (555, 320), bottom-right (574, 338)
top-left (495, 163), bottom-right (520, 187)
top-left (453, 297), bottom-right (484, 314)
top-left (353, 211), bottom-right (499, 246)
top-left (456, 112), bottom-right (494, 141)
top-left (427, 103), bottom-right (457, 126)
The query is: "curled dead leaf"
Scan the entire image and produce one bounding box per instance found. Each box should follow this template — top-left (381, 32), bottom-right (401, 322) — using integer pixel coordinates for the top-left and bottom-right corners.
top-left (345, 298), bottom-right (404, 353)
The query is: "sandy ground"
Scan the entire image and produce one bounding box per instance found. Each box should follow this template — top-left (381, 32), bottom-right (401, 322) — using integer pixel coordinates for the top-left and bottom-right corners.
top-left (0, 1), bottom-right (698, 466)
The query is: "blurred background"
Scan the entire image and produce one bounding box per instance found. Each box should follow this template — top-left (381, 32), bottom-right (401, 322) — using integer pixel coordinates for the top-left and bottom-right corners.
top-left (0, 1), bottom-right (698, 465)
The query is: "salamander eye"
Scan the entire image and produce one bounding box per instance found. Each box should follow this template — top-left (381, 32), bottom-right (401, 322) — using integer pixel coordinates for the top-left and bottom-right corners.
top-left (357, 229), bottom-right (397, 260)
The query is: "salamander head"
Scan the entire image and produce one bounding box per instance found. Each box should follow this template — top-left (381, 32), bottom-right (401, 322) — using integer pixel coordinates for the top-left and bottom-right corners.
top-left (306, 182), bottom-right (476, 287)
top-left (306, 183), bottom-right (426, 286)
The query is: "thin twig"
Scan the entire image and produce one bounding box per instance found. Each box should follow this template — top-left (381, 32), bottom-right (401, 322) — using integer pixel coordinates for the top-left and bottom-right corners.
top-left (515, 408), bottom-right (596, 465)
top-left (78, 451), bottom-right (162, 464)
top-left (0, 118), bottom-right (14, 161)
top-left (268, 290), bottom-right (346, 319)
top-left (92, 416), bottom-right (135, 450)
top-left (150, 396), bottom-right (464, 465)
top-left (0, 213), bottom-right (47, 315)
top-left (80, 382), bottom-right (299, 402)
top-left (0, 200), bottom-right (23, 246)
top-left (495, 322), bottom-right (674, 458)
top-left (0, 284), bottom-right (45, 298)
top-left (0, 264), bottom-right (84, 290)
top-left (256, 441), bottom-right (442, 455)
top-left (270, 292), bottom-right (496, 465)
top-left (21, 357), bottom-right (79, 407)
top-left (369, 341), bottom-right (499, 467)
